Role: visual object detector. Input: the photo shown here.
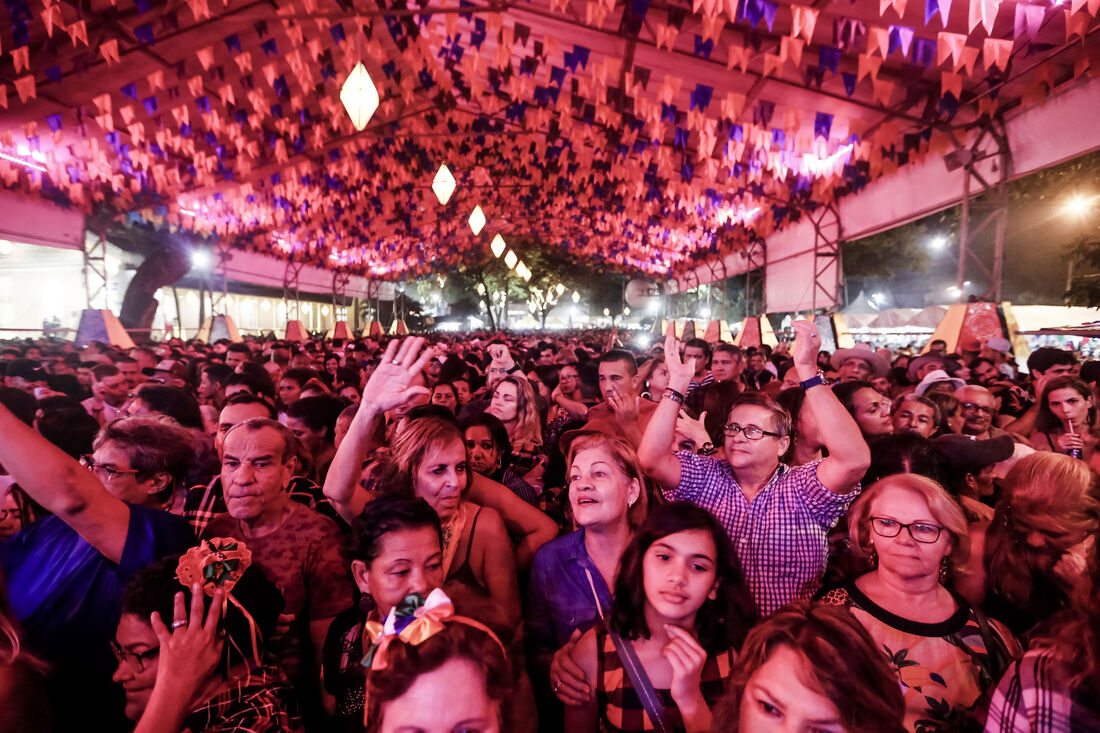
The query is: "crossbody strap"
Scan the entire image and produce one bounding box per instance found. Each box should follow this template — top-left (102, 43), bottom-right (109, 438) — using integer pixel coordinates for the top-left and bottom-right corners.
top-left (585, 568), bottom-right (672, 733)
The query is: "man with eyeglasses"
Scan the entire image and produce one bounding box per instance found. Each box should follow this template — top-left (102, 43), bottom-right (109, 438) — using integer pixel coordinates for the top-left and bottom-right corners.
top-left (0, 406), bottom-right (196, 730)
top-left (638, 320), bottom-right (871, 615)
top-left (955, 385), bottom-right (1008, 440)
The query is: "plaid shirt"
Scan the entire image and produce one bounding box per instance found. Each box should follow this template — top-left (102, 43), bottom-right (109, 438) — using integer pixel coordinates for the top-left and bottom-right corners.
top-left (984, 649), bottom-right (1099, 732)
top-left (180, 475), bottom-right (340, 536)
top-left (666, 453), bottom-right (858, 616)
top-left (181, 665), bottom-right (303, 733)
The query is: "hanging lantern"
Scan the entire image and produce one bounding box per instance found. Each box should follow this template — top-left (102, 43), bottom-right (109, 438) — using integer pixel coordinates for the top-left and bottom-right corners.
top-left (520, 266), bottom-right (532, 282)
top-left (432, 164), bottom-right (457, 205)
top-left (340, 62), bottom-right (380, 131)
top-left (468, 205), bottom-right (486, 236)
top-left (555, 283), bottom-right (566, 296)
top-left (490, 233), bottom-right (506, 258)
top-left (572, 290), bottom-right (581, 303)
top-left (504, 250), bottom-right (518, 270)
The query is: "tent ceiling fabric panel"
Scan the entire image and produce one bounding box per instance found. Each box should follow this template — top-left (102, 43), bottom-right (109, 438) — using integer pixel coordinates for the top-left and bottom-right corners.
top-left (0, 0), bottom-right (1096, 283)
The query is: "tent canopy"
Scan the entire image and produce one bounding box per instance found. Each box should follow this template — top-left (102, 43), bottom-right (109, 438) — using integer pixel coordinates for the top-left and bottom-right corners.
top-left (0, 0), bottom-right (1096, 290)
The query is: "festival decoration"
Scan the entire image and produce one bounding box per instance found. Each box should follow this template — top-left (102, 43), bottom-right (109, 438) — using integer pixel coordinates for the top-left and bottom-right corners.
top-left (490, 233), bottom-right (507, 258)
top-left (468, 205), bottom-right (487, 237)
top-left (175, 538), bottom-right (260, 667)
top-left (504, 249), bottom-right (518, 269)
top-left (432, 164), bottom-right (457, 205)
top-left (339, 62), bottom-right (380, 131)
top-left (0, 0), bottom-right (1091, 282)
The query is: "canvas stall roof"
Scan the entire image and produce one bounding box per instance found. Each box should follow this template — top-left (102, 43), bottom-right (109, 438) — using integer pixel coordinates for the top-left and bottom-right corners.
top-left (0, 0), bottom-right (1096, 282)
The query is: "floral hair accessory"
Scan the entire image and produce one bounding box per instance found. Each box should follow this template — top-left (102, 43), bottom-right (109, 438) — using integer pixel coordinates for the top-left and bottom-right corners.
top-left (175, 538), bottom-right (260, 667)
top-left (360, 588), bottom-right (507, 725)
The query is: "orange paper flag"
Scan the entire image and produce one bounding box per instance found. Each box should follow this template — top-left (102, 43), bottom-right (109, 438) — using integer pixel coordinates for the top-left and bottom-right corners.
top-left (66, 20), bottom-right (88, 46)
top-left (100, 39), bottom-right (120, 65)
top-left (11, 47), bottom-right (29, 73)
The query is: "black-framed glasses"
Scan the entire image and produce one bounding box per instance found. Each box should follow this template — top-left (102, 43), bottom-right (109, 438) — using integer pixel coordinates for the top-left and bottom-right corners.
top-left (961, 402), bottom-right (996, 416)
top-left (722, 423), bottom-right (782, 440)
top-left (80, 455), bottom-right (140, 480)
top-left (870, 517), bottom-right (945, 544)
top-left (109, 640), bottom-right (160, 671)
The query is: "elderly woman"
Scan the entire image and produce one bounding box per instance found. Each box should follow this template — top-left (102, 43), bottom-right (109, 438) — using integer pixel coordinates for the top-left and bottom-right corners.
top-left (959, 452), bottom-right (1100, 637)
top-left (528, 433), bottom-right (649, 706)
top-left (820, 474), bottom-right (1020, 731)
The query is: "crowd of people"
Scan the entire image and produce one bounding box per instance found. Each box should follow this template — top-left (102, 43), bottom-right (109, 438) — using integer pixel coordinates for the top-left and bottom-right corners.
top-left (0, 325), bottom-right (1097, 732)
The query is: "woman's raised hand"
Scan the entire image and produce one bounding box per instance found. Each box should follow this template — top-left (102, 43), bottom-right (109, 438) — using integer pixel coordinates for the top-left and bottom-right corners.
top-left (149, 585), bottom-right (225, 700)
top-left (361, 337), bottom-right (433, 412)
top-left (664, 330), bottom-right (695, 393)
top-left (662, 624), bottom-right (707, 709)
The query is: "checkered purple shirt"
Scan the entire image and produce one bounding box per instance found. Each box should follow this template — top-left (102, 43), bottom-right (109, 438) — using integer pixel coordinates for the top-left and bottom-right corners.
top-left (666, 452), bottom-right (859, 616)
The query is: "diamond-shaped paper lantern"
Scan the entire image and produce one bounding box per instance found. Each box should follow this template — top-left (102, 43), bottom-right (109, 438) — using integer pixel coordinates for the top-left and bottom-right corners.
top-left (490, 233), bottom-right (506, 258)
top-left (340, 62), bottom-right (380, 131)
top-left (432, 164), bottom-right (457, 205)
top-left (520, 265), bottom-right (532, 282)
top-left (468, 205), bottom-right (486, 235)
top-left (572, 290), bottom-right (581, 303)
top-left (555, 283), bottom-right (566, 296)
top-left (504, 250), bottom-right (518, 269)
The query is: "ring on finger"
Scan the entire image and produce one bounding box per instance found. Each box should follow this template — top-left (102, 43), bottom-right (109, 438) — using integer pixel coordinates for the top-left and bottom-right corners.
top-left (172, 619), bottom-right (187, 630)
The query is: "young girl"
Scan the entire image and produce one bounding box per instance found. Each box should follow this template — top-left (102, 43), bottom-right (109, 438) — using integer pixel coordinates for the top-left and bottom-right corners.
top-left (564, 502), bottom-right (754, 733)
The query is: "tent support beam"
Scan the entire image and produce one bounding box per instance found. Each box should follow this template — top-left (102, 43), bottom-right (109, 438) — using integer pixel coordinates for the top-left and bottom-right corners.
top-left (209, 241), bottom-right (233, 316)
top-left (954, 117), bottom-right (1012, 303)
top-left (83, 229), bottom-right (109, 310)
top-left (283, 261), bottom-right (306, 322)
top-left (809, 203), bottom-right (843, 313)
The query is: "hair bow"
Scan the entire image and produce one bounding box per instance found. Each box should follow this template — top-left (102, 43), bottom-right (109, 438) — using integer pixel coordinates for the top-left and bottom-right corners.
top-left (175, 537), bottom-right (261, 668)
top-left (362, 588), bottom-right (456, 671)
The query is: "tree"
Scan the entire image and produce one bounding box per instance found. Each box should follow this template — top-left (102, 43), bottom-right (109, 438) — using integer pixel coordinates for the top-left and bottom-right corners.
top-left (1063, 235), bottom-right (1100, 307)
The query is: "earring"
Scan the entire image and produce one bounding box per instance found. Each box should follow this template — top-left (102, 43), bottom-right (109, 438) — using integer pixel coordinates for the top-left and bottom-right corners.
top-left (939, 556), bottom-right (950, 584)
top-left (358, 593), bottom-right (377, 615)
top-left (868, 541), bottom-right (878, 568)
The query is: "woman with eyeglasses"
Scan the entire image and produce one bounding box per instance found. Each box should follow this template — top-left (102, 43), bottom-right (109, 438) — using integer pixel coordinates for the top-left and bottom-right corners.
top-left (820, 473), bottom-right (1021, 732)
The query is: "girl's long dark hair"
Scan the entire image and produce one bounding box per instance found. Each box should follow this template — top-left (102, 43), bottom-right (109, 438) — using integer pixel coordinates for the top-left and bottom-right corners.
top-left (610, 502), bottom-right (755, 653)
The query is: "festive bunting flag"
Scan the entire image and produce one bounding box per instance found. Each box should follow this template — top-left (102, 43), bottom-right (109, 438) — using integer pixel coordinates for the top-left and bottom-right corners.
top-left (968, 0), bottom-right (1000, 36)
top-left (100, 39), bottom-right (120, 65)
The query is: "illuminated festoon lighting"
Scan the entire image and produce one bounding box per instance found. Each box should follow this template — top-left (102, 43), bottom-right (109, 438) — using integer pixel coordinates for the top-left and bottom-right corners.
top-left (504, 250), bottom-right (518, 270)
top-left (340, 62), bottom-right (380, 131)
top-left (490, 233), bottom-right (506, 258)
top-left (432, 164), bottom-right (457, 205)
top-left (0, 151), bottom-right (47, 172)
top-left (468, 205), bottom-right (486, 236)
top-left (572, 290), bottom-right (581, 304)
top-left (554, 283), bottom-right (566, 296)
top-left (191, 249), bottom-right (212, 272)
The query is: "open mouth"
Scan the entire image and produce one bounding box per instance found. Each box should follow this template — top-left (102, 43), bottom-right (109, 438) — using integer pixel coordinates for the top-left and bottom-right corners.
top-left (576, 497), bottom-right (598, 505)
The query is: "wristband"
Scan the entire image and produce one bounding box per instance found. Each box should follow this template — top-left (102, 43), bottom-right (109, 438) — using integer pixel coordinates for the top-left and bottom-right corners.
top-left (799, 372), bottom-right (829, 390)
top-left (506, 363), bottom-right (523, 374)
top-left (662, 388), bottom-right (685, 405)
top-left (697, 442), bottom-right (718, 456)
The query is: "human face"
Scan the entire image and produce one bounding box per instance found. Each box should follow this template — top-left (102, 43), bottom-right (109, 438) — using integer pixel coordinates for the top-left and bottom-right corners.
top-left (88, 440), bottom-right (161, 505)
top-left (738, 644), bottom-right (845, 733)
top-left (431, 386), bottom-right (458, 413)
top-left (893, 401), bottom-right (937, 438)
top-left (198, 370), bottom-right (221, 400)
top-left (263, 360), bottom-right (283, 383)
top-left (77, 366), bottom-right (95, 387)
top-left (339, 385), bottom-right (361, 405)
top-left (959, 387), bottom-right (996, 435)
top-left (599, 359), bottom-right (638, 401)
top-left (558, 366), bottom-right (579, 397)
top-left (723, 404), bottom-right (789, 472)
top-left (225, 350), bottom-right (247, 369)
top-left (96, 373), bottom-right (130, 407)
top-left (464, 425), bottom-right (501, 476)
top-left (117, 362), bottom-right (141, 389)
top-left (287, 416), bottom-right (325, 453)
top-left (915, 360), bottom-right (946, 382)
top-left (1047, 387), bottom-right (1092, 431)
top-left (838, 358), bottom-right (872, 382)
top-left (538, 348), bottom-right (555, 366)
top-left (947, 404), bottom-right (966, 434)
top-left (453, 379), bottom-right (471, 406)
top-left (352, 527), bottom-right (444, 619)
top-left (0, 490), bottom-right (23, 541)
top-left (486, 382), bottom-right (519, 424)
top-left (646, 362), bottom-right (670, 397)
top-left (748, 353), bottom-right (766, 373)
top-left (711, 351), bottom-right (740, 383)
top-left (378, 657), bottom-right (500, 733)
top-left (1037, 364), bottom-right (1075, 380)
top-left (414, 438), bottom-right (467, 522)
top-left (111, 614), bottom-right (160, 721)
top-left (971, 361), bottom-right (999, 387)
top-left (642, 528), bottom-right (718, 626)
top-left (278, 378), bottom-right (302, 406)
top-left (325, 356), bottom-right (339, 376)
top-left (220, 426), bottom-right (293, 523)
top-left (1014, 513), bottom-right (1088, 560)
top-left (868, 486), bottom-right (952, 582)
top-left (215, 402), bottom-right (271, 454)
top-left (850, 388), bottom-right (893, 437)
top-left (485, 365), bottom-right (508, 391)
top-left (569, 446), bottom-right (640, 530)
top-left (684, 346), bottom-right (707, 378)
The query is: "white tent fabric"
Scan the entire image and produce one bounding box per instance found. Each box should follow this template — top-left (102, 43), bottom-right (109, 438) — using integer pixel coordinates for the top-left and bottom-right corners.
top-left (1011, 306), bottom-right (1100, 332)
top-left (866, 308), bottom-right (922, 329)
top-left (907, 305), bottom-right (950, 329)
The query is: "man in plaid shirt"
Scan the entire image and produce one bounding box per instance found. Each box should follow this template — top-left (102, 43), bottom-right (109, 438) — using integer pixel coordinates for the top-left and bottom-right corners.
top-left (639, 320), bottom-right (869, 616)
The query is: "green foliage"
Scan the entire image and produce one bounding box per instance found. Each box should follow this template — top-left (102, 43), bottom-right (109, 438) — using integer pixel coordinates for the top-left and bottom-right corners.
top-left (1063, 235), bottom-right (1100, 307)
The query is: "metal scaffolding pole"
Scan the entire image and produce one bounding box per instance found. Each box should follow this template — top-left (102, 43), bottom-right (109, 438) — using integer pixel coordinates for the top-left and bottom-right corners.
top-left (953, 118), bottom-right (1013, 303)
top-left (808, 203), bottom-right (843, 313)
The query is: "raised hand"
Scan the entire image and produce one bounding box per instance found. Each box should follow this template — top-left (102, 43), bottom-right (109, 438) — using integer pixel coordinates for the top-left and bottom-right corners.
top-left (361, 337), bottom-right (433, 412)
top-left (487, 343), bottom-right (515, 369)
top-left (664, 329), bottom-right (695, 393)
top-left (149, 585), bottom-right (225, 700)
top-left (791, 319), bottom-right (822, 372)
top-left (676, 409), bottom-right (710, 450)
top-left (662, 624), bottom-right (707, 709)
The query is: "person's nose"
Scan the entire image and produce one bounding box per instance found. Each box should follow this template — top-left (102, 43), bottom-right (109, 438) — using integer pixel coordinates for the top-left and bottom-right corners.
top-left (1026, 531), bottom-right (1047, 549)
top-left (667, 560), bottom-right (687, 587)
top-left (408, 566), bottom-right (429, 595)
top-left (234, 462), bottom-right (255, 484)
top-left (111, 659), bottom-right (135, 684)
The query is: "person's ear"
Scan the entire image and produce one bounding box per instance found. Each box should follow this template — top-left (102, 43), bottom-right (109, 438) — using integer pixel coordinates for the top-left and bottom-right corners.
top-left (707, 580), bottom-right (719, 601)
top-left (351, 560), bottom-right (373, 596)
top-left (778, 435), bottom-right (791, 458)
top-left (627, 478), bottom-right (641, 508)
top-left (142, 472), bottom-right (171, 497)
top-left (630, 374), bottom-right (641, 394)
